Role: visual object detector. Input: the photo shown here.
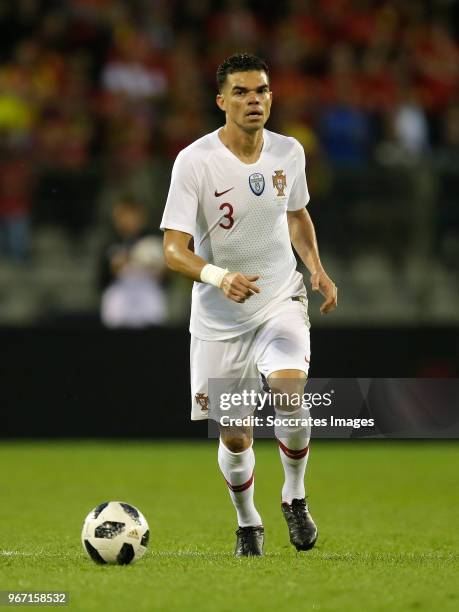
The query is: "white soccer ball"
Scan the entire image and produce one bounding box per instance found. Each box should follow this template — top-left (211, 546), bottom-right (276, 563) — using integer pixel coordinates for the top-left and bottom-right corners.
top-left (81, 501), bottom-right (149, 565)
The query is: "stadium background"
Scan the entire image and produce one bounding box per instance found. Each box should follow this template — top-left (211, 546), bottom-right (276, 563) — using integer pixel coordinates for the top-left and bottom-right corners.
top-left (0, 0), bottom-right (458, 437)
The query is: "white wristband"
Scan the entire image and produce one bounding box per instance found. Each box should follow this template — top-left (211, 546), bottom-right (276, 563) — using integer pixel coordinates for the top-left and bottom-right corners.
top-left (200, 264), bottom-right (228, 288)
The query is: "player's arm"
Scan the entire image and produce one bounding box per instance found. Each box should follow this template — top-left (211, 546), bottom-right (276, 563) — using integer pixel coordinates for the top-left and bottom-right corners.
top-left (287, 208), bottom-right (337, 314)
top-left (163, 229), bottom-right (260, 303)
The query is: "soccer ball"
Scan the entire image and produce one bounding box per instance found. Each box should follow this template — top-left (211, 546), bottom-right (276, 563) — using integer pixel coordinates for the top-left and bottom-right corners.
top-left (81, 501), bottom-right (149, 565)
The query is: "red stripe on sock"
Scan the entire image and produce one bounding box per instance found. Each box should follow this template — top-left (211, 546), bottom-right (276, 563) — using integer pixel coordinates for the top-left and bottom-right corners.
top-left (277, 439), bottom-right (309, 460)
top-left (225, 472), bottom-right (254, 492)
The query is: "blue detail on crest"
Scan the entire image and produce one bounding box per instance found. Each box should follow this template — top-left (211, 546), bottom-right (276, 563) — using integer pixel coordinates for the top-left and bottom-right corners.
top-left (249, 173), bottom-right (265, 196)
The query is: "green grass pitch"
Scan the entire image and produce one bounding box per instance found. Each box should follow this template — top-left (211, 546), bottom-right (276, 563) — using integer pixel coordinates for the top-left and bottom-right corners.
top-left (0, 440), bottom-right (458, 611)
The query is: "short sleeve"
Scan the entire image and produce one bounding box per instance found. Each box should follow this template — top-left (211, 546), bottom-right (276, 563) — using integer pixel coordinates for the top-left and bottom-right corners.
top-left (160, 151), bottom-right (198, 235)
top-left (287, 141), bottom-right (310, 211)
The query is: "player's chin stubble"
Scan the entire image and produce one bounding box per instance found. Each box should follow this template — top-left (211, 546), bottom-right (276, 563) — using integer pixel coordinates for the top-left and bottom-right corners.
top-left (241, 116), bottom-right (268, 133)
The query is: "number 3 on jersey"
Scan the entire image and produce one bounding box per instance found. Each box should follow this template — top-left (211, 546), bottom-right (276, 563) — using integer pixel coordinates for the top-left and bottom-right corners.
top-left (219, 202), bottom-right (234, 230)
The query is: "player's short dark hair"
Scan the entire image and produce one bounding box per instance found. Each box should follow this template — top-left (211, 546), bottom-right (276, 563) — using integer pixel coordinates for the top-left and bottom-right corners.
top-left (216, 53), bottom-right (269, 92)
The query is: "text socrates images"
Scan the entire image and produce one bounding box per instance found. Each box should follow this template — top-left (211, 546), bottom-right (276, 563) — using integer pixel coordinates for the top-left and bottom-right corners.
top-left (206, 378), bottom-right (459, 439)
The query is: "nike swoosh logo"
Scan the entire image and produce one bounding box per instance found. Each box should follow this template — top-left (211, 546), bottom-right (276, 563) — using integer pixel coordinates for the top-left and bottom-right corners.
top-left (215, 187), bottom-right (234, 197)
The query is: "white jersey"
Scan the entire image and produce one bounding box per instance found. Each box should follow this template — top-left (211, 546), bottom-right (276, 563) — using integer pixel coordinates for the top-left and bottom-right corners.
top-left (160, 128), bottom-right (310, 340)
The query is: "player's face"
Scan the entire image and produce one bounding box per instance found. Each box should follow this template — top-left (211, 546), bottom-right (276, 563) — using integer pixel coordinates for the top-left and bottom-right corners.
top-left (217, 71), bottom-right (272, 133)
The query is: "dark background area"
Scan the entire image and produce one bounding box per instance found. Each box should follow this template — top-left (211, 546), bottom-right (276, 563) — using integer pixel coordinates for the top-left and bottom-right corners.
top-left (2, 324), bottom-right (457, 438)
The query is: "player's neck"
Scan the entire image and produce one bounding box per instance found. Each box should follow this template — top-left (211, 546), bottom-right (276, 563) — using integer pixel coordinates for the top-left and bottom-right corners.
top-left (219, 124), bottom-right (264, 164)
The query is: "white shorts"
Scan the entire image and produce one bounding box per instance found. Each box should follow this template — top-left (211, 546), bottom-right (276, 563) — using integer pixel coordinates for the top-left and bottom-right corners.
top-left (190, 297), bottom-right (310, 420)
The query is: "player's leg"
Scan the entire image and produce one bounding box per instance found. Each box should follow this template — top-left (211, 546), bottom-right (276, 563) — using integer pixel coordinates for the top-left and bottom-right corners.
top-left (269, 370), bottom-right (311, 506)
top-left (218, 423), bottom-right (264, 556)
top-left (255, 298), bottom-right (317, 550)
top-left (268, 369), bottom-right (317, 550)
top-left (190, 333), bottom-right (263, 556)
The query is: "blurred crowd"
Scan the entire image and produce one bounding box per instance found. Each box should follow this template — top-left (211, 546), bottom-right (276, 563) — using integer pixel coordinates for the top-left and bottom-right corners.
top-left (0, 0), bottom-right (458, 282)
top-left (97, 197), bottom-right (168, 327)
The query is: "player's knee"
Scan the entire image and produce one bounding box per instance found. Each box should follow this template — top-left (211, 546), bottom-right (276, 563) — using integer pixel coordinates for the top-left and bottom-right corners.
top-left (268, 374), bottom-right (307, 413)
top-left (220, 432), bottom-right (252, 453)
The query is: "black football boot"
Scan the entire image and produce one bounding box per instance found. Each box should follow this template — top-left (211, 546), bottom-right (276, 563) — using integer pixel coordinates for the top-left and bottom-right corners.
top-left (234, 526), bottom-right (264, 557)
top-left (281, 498), bottom-right (318, 551)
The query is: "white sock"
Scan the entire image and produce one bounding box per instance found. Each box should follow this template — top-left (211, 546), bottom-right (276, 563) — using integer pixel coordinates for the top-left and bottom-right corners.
top-left (218, 439), bottom-right (262, 527)
top-left (275, 407), bottom-right (311, 504)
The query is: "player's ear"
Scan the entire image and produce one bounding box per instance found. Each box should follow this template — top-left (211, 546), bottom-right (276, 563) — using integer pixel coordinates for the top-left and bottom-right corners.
top-left (216, 93), bottom-right (226, 112)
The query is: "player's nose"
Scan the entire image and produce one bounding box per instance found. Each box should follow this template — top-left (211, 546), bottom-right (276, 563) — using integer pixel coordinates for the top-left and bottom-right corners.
top-left (247, 91), bottom-right (261, 104)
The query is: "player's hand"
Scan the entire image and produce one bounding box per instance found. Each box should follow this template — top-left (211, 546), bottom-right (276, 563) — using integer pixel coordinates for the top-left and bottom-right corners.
top-left (311, 269), bottom-right (338, 314)
top-left (221, 272), bottom-right (260, 303)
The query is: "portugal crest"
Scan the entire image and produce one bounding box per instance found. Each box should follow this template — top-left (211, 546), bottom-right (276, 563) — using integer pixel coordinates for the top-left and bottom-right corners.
top-left (249, 173), bottom-right (265, 196)
top-left (272, 170), bottom-right (287, 196)
top-left (195, 393), bottom-right (209, 411)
